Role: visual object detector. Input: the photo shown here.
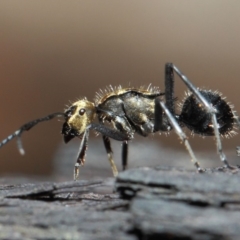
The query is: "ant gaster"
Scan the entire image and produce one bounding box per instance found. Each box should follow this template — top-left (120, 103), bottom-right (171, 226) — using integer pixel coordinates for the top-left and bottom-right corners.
top-left (0, 63), bottom-right (239, 180)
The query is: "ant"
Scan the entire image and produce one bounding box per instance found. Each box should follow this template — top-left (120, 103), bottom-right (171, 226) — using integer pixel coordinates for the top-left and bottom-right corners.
top-left (0, 63), bottom-right (239, 180)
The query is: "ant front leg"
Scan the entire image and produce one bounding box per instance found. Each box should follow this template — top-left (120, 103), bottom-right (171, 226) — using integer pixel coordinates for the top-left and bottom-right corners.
top-left (74, 129), bottom-right (89, 180)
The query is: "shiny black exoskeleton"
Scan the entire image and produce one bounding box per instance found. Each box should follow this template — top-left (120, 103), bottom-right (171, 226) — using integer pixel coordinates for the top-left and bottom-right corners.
top-left (179, 90), bottom-right (234, 137)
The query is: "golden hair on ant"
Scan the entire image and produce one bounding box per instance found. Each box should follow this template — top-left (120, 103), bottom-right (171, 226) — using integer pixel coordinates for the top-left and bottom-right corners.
top-left (0, 63), bottom-right (239, 180)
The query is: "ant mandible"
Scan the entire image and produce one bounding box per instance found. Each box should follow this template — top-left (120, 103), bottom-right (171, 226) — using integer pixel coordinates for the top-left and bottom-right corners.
top-left (0, 63), bottom-right (239, 180)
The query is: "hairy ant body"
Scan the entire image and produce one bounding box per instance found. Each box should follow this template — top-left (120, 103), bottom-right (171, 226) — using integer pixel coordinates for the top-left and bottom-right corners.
top-left (0, 63), bottom-right (239, 179)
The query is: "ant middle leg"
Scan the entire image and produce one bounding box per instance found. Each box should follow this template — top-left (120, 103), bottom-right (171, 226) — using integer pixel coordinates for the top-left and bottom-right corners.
top-left (101, 135), bottom-right (118, 177)
top-left (95, 116), bottom-right (132, 177)
top-left (122, 140), bottom-right (128, 171)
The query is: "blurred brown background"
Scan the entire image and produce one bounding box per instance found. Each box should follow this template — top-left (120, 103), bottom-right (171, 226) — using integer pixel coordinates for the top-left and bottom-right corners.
top-left (0, 1), bottom-right (240, 178)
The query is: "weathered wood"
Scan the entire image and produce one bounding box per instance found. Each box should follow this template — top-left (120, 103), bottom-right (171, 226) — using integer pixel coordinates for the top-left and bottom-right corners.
top-left (1, 166), bottom-right (240, 239)
top-left (116, 166), bottom-right (240, 240)
top-left (0, 178), bottom-right (134, 240)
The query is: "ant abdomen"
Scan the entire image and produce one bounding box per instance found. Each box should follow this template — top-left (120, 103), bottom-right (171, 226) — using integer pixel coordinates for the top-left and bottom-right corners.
top-left (179, 90), bottom-right (235, 137)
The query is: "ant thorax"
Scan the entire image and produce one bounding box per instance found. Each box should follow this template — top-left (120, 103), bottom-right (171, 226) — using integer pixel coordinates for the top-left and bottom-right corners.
top-left (95, 86), bottom-right (164, 137)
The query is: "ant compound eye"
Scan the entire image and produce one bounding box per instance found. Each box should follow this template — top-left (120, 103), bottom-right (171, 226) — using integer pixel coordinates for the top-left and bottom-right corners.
top-left (79, 108), bottom-right (86, 116)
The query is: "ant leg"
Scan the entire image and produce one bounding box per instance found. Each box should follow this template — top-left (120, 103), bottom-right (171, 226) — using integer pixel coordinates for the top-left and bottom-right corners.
top-left (155, 98), bottom-right (203, 172)
top-left (89, 120), bottom-right (132, 176)
top-left (122, 140), bottom-right (128, 171)
top-left (102, 134), bottom-right (118, 177)
top-left (233, 112), bottom-right (240, 156)
top-left (89, 122), bottom-right (132, 141)
top-left (233, 112), bottom-right (240, 130)
top-left (211, 114), bottom-right (232, 168)
top-left (95, 117), bottom-right (131, 177)
top-left (165, 63), bottom-right (175, 115)
top-left (96, 107), bottom-right (133, 174)
top-left (163, 64), bottom-right (201, 170)
top-left (154, 95), bottom-right (171, 132)
top-left (74, 129), bottom-right (89, 180)
top-left (166, 63), bottom-right (231, 168)
top-left (0, 112), bottom-right (64, 155)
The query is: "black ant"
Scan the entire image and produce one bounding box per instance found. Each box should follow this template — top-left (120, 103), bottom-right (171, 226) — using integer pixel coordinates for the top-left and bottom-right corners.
top-left (0, 63), bottom-right (239, 179)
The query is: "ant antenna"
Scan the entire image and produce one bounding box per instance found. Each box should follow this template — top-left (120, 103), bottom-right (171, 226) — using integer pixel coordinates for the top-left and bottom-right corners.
top-left (0, 112), bottom-right (64, 155)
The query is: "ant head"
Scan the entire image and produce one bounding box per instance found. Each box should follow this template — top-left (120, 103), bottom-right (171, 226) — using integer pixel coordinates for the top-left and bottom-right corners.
top-left (62, 99), bottom-right (96, 143)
